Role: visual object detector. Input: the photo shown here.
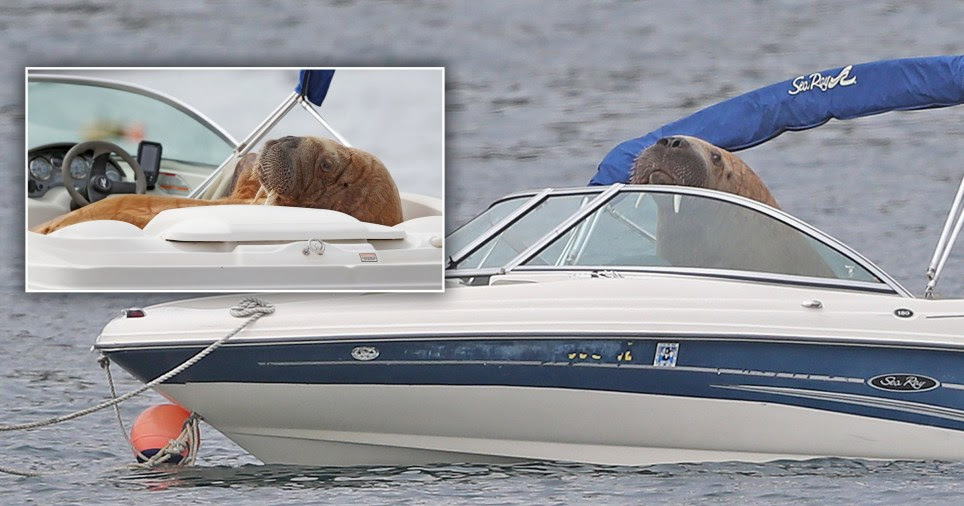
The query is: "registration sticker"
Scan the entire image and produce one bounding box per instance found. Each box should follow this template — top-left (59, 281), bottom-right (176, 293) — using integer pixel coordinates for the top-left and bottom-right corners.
top-left (653, 343), bottom-right (679, 367)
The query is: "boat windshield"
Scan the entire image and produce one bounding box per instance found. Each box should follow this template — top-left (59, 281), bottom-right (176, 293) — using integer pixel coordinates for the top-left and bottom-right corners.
top-left (449, 186), bottom-right (893, 289)
top-left (447, 196), bottom-right (529, 258)
top-left (451, 193), bottom-right (595, 270)
top-left (28, 80), bottom-right (234, 167)
top-left (521, 191), bottom-right (879, 282)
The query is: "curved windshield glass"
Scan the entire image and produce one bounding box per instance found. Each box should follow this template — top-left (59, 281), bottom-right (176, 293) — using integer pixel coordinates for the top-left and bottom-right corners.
top-left (28, 81), bottom-right (233, 167)
top-left (453, 194), bottom-right (593, 270)
top-left (521, 191), bottom-right (880, 282)
top-left (447, 196), bottom-right (528, 257)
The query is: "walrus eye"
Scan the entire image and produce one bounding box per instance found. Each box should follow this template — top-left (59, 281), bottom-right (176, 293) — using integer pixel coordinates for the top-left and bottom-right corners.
top-left (319, 158), bottom-right (333, 172)
top-left (711, 152), bottom-right (722, 164)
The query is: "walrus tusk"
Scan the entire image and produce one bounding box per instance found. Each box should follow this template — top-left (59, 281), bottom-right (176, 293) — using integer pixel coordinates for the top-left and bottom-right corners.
top-left (674, 194), bottom-right (682, 213)
top-left (264, 191), bottom-right (278, 206)
top-left (252, 185), bottom-right (266, 204)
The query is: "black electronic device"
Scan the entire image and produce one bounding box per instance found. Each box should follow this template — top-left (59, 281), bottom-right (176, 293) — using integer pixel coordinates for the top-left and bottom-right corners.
top-left (136, 140), bottom-right (162, 190)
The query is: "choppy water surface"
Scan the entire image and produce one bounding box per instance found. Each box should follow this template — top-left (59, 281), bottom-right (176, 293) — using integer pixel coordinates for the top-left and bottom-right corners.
top-left (2, 0), bottom-right (964, 503)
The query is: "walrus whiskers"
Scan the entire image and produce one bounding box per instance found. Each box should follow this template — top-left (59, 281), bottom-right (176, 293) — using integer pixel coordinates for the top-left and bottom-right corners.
top-left (631, 135), bottom-right (779, 208)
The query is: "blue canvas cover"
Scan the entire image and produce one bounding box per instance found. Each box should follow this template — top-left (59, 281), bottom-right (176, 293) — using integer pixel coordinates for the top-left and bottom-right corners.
top-left (295, 69), bottom-right (336, 106)
top-left (590, 55), bottom-right (964, 185)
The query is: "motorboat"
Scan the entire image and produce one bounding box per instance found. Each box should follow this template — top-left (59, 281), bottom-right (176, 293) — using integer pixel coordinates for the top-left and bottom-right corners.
top-left (94, 56), bottom-right (964, 466)
top-left (25, 70), bottom-right (444, 291)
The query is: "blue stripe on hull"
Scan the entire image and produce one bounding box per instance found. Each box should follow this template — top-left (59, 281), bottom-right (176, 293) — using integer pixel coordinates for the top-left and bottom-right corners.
top-left (105, 337), bottom-right (964, 432)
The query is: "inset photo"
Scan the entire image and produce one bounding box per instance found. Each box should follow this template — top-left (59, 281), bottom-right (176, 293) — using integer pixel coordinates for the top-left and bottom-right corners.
top-left (25, 67), bottom-right (444, 292)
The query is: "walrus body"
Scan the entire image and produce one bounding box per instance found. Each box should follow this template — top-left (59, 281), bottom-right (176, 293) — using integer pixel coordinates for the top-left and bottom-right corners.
top-left (33, 136), bottom-right (403, 234)
top-left (630, 136), bottom-right (836, 278)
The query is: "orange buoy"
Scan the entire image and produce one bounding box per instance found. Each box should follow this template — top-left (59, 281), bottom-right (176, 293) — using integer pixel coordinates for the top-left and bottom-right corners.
top-left (130, 403), bottom-right (196, 463)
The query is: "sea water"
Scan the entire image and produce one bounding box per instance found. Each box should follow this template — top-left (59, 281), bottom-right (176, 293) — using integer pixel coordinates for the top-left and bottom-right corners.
top-left (1, 1), bottom-right (963, 503)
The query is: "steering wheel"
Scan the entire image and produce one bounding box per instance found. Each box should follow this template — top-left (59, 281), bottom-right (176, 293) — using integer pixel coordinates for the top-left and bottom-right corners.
top-left (62, 141), bottom-right (146, 207)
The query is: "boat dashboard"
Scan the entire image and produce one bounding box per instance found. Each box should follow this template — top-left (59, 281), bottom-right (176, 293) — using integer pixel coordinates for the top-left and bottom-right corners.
top-left (445, 185), bottom-right (911, 297)
top-left (28, 143), bottom-right (126, 199)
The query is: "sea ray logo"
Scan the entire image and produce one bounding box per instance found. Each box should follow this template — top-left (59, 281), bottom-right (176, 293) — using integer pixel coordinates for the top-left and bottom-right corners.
top-left (351, 346), bottom-right (380, 361)
top-left (868, 373), bottom-right (939, 393)
top-left (788, 65), bottom-right (857, 95)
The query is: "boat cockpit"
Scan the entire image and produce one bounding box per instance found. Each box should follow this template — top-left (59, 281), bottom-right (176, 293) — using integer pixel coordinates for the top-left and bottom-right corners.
top-left (446, 185), bottom-right (910, 296)
top-left (27, 74), bottom-right (238, 229)
top-left (25, 71), bottom-right (445, 291)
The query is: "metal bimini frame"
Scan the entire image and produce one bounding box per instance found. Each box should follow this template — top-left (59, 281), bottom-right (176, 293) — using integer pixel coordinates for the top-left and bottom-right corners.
top-left (925, 171), bottom-right (964, 298)
top-left (190, 86), bottom-right (351, 199)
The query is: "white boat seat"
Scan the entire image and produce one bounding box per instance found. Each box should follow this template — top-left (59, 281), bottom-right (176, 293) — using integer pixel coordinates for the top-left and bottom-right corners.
top-left (141, 205), bottom-right (406, 242)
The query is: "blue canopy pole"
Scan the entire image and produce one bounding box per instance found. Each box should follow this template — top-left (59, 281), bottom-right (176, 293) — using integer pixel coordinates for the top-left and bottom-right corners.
top-left (590, 55), bottom-right (964, 185)
top-left (190, 91), bottom-right (300, 198)
top-left (296, 69), bottom-right (351, 147)
top-left (191, 69), bottom-right (344, 198)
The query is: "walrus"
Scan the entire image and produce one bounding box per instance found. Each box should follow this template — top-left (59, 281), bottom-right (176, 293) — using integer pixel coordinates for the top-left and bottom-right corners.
top-left (630, 135), bottom-right (780, 208)
top-left (628, 135), bottom-right (836, 279)
top-left (33, 136), bottom-right (403, 234)
top-left (254, 136), bottom-right (402, 225)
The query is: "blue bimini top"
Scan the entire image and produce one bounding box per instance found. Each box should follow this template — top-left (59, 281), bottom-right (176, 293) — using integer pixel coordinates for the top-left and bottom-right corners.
top-left (295, 69), bottom-right (336, 107)
top-left (590, 55), bottom-right (964, 186)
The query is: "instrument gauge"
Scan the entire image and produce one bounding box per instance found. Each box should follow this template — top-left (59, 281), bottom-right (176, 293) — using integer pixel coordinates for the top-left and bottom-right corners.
top-left (105, 167), bottom-right (123, 181)
top-left (69, 157), bottom-right (90, 179)
top-left (29, 157), bottom-right (53, 181)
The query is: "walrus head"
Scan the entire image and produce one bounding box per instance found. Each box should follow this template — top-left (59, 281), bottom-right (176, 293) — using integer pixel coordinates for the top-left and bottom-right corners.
top-left (258, 136), bottom-right (303, 197)
top-left (256, 135), bottom-right (404, 226)
top-left (630, 135), bottom-right (779, 208)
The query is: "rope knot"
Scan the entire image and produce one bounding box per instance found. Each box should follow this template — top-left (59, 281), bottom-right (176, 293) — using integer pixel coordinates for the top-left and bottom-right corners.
top-left (229, 297), bottom-right (275, 318)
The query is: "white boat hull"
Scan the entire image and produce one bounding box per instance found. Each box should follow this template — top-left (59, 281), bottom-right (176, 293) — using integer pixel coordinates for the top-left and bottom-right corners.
top-left (97, 275), bottom-right (964, 466)
top-left (161, 383), bottom-right (964, 466)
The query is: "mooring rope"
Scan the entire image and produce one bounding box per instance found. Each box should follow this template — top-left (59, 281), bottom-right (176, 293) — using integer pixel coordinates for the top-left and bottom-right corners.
top-left (0, 297), bottom-right (274, 476)
top-left (128, 413), bottom-right (201, 469)
top-left (105, 355), bottom-right (144, 462)
top-left (107, 358), bottom-right (202, 468)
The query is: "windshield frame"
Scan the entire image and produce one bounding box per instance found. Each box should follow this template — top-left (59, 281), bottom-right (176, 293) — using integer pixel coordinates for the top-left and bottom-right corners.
top-left (446, 185), bottom-right (911, 297)
top-left (447, 187), bottom-right (604, 268)
top-left (27, 73), bottom-right (239, 153)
